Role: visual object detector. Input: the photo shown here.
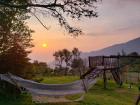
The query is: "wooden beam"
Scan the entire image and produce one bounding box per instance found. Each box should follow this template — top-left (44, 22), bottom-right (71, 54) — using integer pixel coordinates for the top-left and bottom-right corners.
top-left (104, 55), bottom-right (140, 58)
top-left (80, 67), bottom-right (95, 79)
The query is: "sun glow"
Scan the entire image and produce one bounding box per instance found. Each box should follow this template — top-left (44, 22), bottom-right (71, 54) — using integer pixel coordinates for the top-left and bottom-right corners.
top-left (42, 43), bottom-right (48, 48)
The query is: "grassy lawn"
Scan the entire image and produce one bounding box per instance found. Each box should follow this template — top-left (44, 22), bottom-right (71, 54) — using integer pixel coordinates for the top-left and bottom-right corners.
top-left (36, 76), bottom-right (79, 84)
top-left (0, 76), bottom-right (139, 105)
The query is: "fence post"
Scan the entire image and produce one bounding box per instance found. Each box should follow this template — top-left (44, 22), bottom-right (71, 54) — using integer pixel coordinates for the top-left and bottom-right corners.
top-left (102, 56), bottom-right (107, 89)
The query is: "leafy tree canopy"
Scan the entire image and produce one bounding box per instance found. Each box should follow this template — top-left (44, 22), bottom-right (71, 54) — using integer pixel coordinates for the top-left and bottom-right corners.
top-left (0, 0), bottom-right (99, 36)
top-left (0, 0), bottom-right (33, 75)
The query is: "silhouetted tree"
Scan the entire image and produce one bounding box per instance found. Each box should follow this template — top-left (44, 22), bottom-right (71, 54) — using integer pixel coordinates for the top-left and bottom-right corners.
top-left (72, 48), bottom-right (80, 59)
top-left (0, 0), bottom-right (99, 36)
top-left (53, 50), bottom-right (64, 69)
top-left (0, 0), bottom-right (33, 53)
top-left (128, 52), bottom-right (139, 56)
top-left (0, 1), bottom-right (33, 76)
top-left (0, 41), bottom-right (31, 76)
top-left (71, 48), bottom-right (82, 75)
top-left (53, 48), bottom-right (85, 75)
top-left (71, 58), bottom-right (84, 76)
top-left (53, 49), bottom-right (72, 75)
top-left (62, 49), bottom-right (72, 75)
top-left (32, 60), bottom-right (50, 76)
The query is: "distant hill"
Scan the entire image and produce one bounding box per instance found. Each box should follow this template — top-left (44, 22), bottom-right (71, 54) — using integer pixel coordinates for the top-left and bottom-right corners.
top-left (82, 37), bottom-right (140, 58)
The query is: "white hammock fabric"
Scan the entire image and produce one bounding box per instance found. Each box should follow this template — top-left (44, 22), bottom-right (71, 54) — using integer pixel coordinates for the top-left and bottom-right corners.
top-left (0, 74), bottom-right (96, 95)
top-left (0, 67), bottom-right (102, 103)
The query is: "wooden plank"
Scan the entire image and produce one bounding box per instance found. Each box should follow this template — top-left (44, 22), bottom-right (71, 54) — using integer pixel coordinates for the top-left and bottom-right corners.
top-left (80, 67), bottom-right (95, 79)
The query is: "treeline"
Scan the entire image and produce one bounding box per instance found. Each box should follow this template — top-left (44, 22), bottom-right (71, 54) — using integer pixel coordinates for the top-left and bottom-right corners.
top-left (0, 56), bottom-right (53, 79)
top-left (0, 40), bottom-right (140, 80)
top-left (27, 48), bottom-right (87, 78)
top-left (0, 47), bottom-right (86, 78)
top-left (119, 51), bottom-right (140, 83)
top-left (120, 51), bottom-right (140, 72)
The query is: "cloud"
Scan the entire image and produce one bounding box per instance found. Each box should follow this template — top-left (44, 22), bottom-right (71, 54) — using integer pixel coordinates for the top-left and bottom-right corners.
top-left (86, 0), bottom-right (140, 37)
top-left (87, 22), bottom-right (140, 37)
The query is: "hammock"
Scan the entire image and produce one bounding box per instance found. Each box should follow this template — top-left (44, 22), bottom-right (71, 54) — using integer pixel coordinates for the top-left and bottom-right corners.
top-left (0, 67), bottom-right (102, 103)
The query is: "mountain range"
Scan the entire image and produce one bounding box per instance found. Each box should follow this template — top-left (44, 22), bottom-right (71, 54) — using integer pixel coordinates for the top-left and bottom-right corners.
top-left (82, 37), bottom-right (140, 58)
top-left (49, 37), bottom-right (140, 68)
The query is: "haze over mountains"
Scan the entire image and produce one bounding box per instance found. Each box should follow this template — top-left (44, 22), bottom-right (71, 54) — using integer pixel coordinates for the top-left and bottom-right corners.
top-left (49, 37), bottom-right (140, 67)
top-left (82, 37), bottom-right (140, 58)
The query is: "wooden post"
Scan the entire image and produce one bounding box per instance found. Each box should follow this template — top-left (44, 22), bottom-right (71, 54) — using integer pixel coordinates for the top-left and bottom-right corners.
top-left (102, 56), bottom-right (107, 89)
top-left (136, 86), bottom-right (140, 105)
top-left (103, 70), bottom-right (107, 89)
top-left (117, 56), bottom-right (122, 87)
top-left (136, 94), bottom-right (140, 105)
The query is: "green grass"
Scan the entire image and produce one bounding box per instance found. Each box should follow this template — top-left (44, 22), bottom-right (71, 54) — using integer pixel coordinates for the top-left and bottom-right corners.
top-left (82, 80), bottom-right (139, 105)
top-left (40, 76), bottom-right (79, 84)
top-left (0, 76), bottom-right (139, 105)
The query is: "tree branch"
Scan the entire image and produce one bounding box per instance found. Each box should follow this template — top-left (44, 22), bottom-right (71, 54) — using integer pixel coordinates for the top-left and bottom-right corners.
top-left (30, 12), bottom-right (49, 30)
top-left (0, 0), bottom-right (99, 36)
top-left (0, 1), bottom-right (64, 9)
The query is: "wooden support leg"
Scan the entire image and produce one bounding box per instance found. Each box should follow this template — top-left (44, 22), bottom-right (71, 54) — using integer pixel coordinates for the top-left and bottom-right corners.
top-left (136, 94), bottom-right (140, 105)
top-left (103, 70), bottom-right (107, 89)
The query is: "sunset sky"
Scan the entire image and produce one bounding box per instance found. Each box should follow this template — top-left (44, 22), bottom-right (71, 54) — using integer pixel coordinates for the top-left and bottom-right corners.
top-left (27, 0), bottom-right (140, 63)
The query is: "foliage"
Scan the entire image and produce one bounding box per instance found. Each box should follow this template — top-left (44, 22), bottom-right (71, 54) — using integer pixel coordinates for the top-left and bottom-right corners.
top-left (0, 92), bottom-right (34, 105)
top-left (53, 48), bottom-right (85, 75)
top-left (120, 52), bottom-right (140, 72)
top-left (0, 0), bottom-right (33, 53)
top-left (0, 0), bottom-right (33, 77)
top-left (71, 58), bottom-right (83, 69)
top-left (0, 0), bottom-right (99, 36)
top-left (72, 48), bottom-right (80, 59)
top-left (53, 50), bottom-right (65, 69)
top-left (30, 60), bottom-right (53, 78)
top-left (0, 80), bottom-right (21, 98)
top-left (119, 52), bottom-right (140, 84)
top-left (53, 49), bottom-right (72, 75)
top-left (0, 42), bottom-right (31, 76)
